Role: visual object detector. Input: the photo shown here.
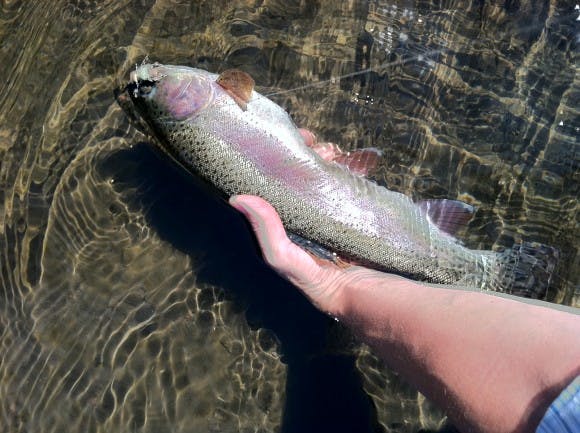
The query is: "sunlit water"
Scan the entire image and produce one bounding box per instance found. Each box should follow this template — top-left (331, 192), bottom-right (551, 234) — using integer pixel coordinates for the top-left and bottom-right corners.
top-left (0, 1), bottom-right (578, 432)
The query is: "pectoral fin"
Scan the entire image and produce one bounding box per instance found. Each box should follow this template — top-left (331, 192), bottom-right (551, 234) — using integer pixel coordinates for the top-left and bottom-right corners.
top-left (332, 148), bottom-right (382, 176)
top-left (298, 129), bottom-right (382, 176)
top-left (216, 69), bottom-right (255, 111)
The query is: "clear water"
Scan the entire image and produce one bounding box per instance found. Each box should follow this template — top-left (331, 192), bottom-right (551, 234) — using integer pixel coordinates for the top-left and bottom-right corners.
top-left (0, 1), bottom-right (578, 432)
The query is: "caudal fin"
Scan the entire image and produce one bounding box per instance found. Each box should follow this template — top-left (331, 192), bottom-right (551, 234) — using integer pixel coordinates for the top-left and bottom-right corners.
top-left (494, 242), bottom-right (559, 298)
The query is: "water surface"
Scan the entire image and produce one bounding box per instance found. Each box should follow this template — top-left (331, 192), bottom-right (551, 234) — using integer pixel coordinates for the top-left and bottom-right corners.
top-left (0, 1), bottom-right (578, 432)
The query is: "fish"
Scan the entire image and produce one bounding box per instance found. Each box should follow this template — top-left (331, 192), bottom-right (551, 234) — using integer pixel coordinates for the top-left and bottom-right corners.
top-left (117, 62), bottom-right (557, 295)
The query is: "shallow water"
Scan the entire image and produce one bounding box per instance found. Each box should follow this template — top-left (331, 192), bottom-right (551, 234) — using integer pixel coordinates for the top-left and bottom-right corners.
top-left (0, 1), bottom-right (578, 432)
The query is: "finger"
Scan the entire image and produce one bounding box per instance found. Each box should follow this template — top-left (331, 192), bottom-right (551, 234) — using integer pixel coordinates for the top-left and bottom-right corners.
top-left (297, 128), bottom-right (343, 162)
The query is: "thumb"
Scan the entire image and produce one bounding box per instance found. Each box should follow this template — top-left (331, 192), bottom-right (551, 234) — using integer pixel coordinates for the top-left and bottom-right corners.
top-left (229, 195), bottom-right (309, 275)
top-left (229, 194), bottom-right (332, 285)
top-left (229, 195), bottom-right (285, 246)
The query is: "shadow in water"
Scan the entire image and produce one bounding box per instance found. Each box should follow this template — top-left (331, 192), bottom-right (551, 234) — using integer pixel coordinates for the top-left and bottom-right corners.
top-left (101, 142), bottom-right (384, 433)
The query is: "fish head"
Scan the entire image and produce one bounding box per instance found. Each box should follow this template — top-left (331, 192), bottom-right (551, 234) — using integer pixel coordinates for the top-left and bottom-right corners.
top-left (125, 63), bottom-right (215, 126)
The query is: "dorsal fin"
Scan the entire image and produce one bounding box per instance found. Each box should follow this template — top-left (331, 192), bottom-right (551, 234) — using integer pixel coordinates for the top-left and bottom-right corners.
top-left (418, 199), bottom-right (476, 235)
top-left (216, 69), bottom-right (255, 111)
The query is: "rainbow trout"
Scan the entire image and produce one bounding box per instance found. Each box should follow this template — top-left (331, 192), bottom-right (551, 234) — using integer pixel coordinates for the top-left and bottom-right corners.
top-left (118, 62), bottom-right (555, 294)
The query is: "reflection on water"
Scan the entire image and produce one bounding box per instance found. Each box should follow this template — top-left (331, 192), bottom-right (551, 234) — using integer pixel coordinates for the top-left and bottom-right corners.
top-left (0, 1), bottom-right (577, 432)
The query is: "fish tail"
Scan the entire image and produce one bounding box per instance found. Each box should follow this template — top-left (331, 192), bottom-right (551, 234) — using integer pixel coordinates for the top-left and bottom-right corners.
top-left (491, 242), bottom-right (559, 297)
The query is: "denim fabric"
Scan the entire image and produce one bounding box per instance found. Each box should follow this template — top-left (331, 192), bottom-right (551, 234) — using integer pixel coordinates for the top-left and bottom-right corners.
top-left (536, 376), bottom-right (580, 433)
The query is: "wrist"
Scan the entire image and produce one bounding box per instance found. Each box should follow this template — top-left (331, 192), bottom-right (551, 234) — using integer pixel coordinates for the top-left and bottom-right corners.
top-left (328, 268), bottom-right (420, 323)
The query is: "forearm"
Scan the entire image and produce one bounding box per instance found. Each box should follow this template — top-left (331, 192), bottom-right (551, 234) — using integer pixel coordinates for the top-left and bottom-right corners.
top-left (332, 269), bottom-right (580, 433)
